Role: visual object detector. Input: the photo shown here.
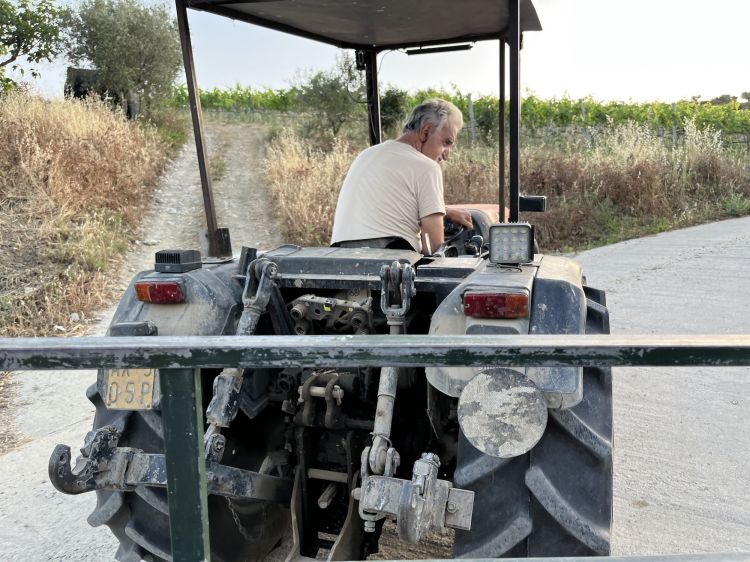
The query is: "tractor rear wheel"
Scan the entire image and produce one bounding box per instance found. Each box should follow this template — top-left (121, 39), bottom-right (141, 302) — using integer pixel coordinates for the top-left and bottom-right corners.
top-left (453, 291), bottom-right (612, 557)
top-left (86, 375), bottom-right (290, 562)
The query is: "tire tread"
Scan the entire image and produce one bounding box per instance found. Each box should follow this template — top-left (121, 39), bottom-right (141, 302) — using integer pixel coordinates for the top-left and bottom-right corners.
top-left (454, 289), bottom-right (613, 558)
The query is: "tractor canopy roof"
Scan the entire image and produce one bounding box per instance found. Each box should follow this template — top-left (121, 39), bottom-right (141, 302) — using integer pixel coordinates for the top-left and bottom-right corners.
top-left (184, 0), bottom-right (542, 51)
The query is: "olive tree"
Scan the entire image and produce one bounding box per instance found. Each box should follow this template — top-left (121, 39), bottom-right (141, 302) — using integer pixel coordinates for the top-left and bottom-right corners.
top-left (67, 0), bottom-right (182, 111)
top-left (0, 0), bottom-right (68, 90)
top-left (294, 52), bottom-right (365, 138)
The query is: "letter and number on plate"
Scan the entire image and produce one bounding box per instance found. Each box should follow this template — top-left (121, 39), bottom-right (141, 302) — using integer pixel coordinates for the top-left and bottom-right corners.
top-left (105, 368), bottom-right (155, 410)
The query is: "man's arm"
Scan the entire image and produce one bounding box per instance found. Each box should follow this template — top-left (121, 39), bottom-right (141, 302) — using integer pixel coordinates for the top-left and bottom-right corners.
top-left (420, 213), bottom-right (445, 255)
top-left (445, 207), bottom-right (473, 229)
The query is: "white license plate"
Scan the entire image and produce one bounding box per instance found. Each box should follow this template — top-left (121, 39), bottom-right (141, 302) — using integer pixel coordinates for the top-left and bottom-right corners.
top-left (105, 368), bottom-right (155, 410)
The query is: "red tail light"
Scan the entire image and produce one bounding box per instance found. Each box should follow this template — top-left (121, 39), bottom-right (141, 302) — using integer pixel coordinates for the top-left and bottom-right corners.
top-left (134, 281), bottom-right (185, 304)
top-left (463, 291), bottom-right (528, 319)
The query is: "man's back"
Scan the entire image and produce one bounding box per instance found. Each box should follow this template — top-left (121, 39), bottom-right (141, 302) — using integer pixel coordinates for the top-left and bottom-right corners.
top-left (331, 140), bottom-right (444, 253)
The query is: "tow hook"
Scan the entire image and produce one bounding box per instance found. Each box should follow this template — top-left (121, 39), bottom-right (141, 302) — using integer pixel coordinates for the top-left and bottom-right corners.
top-left (49, 426), bottom-right (126, 495)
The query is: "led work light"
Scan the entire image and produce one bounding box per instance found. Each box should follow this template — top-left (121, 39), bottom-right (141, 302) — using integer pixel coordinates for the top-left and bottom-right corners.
top-left (489, 223), bottom-right (535, 264)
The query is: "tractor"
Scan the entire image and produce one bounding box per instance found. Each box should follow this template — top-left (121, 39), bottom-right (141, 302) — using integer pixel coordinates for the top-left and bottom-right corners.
top-left (50, 1), bottom-right (612, 559)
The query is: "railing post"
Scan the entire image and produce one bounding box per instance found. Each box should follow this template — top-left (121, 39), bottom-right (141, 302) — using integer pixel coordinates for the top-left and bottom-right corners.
top-left (159, 368), bottom-right (211, 561)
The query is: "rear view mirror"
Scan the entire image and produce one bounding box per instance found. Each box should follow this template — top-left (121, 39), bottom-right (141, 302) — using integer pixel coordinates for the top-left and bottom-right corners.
top-left (519, 195), bottom-right (546, 213)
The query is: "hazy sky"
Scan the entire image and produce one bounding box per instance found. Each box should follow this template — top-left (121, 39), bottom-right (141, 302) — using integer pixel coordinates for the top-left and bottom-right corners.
top-left (15, 0), bottom-right (750, 102)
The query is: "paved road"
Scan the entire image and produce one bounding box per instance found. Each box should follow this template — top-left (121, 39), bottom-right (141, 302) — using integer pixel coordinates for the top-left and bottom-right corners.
top-left (1, 213), bottom-right (748, 560)
top-left (572, 216), bottom-right (750, 555)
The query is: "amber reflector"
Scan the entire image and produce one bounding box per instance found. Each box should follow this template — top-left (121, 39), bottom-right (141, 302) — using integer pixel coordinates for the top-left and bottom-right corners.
top-left (134, 281), bottom-right (184, 304)
top-left (463, 291), bottom-right (528, 319)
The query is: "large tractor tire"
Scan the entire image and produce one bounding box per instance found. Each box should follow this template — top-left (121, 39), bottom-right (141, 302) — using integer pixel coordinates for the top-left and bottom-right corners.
top-left (86, 376), bottom-right (290, 562)
top-left (453, 291), bottom-right (612, 558)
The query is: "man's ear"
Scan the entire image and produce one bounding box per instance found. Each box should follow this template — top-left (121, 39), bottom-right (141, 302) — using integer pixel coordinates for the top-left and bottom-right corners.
top-left (420, 123), bottom-right (432, 141)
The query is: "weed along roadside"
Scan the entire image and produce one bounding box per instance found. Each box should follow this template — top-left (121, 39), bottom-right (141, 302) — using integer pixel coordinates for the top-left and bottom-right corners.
top-left (0, 91), bottom-right (171, 458)
top-left (0, 92), bottom-right (169, 339)
top-left (0, 112), bottom-right (284, 560)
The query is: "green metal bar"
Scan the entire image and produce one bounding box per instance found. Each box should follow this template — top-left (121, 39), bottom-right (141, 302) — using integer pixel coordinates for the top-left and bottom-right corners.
top-left (2, 334), bottom-right (750, 371)
top-left (159, 368), bottom-right (210, 562)
top-left (422, 552), bottom-right (750, 562)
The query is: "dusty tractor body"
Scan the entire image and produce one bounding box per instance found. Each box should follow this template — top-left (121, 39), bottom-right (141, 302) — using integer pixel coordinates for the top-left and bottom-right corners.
top-left (50, 1), bottom-right (612, 560)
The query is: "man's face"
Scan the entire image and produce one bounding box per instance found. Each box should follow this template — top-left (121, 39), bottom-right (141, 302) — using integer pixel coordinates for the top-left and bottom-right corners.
top-left (420, 120), bottom-right (458, 162)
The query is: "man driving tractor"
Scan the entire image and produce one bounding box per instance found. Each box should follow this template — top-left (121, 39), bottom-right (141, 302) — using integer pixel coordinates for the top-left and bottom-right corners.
top-left (331, 99), bottom-right (474, 254)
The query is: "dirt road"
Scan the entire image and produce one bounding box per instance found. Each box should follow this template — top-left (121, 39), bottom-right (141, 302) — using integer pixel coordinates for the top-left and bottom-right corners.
top-left (0, 121), bottom-right (748, 559)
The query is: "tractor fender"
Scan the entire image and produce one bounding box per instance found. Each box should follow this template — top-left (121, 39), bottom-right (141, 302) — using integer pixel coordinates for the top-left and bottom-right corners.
top-left (425, 260), bottom-right (535, 397)
top-left (108, 261), bottom-right (242, 336)
top-left (527, 255), bottom-right (587, 408)
top-left (97, 261), bottom-right (242, 399)
top-left (425, 255), bottom-right (587, 409)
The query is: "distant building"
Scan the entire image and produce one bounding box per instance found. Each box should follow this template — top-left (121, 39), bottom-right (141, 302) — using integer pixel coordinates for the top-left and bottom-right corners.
top-left (64, 67), bottom-right (140, 119)
top-left (64, 67), bottom-right (98, 99)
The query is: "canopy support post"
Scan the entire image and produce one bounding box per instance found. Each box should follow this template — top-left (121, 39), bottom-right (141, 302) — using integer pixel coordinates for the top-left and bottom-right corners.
top-left (499, 38), bottom-right (506, 223)
top-left (175, 0), bottom-right (231, 258)
top-left (509, 0), bottom-right (521, 223)
top-left (357, 50), bottom-right (382, 146)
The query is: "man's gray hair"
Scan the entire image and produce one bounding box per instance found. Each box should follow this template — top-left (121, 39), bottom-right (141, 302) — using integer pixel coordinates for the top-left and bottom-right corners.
top-left (402, 98), bottom-right (464, 134)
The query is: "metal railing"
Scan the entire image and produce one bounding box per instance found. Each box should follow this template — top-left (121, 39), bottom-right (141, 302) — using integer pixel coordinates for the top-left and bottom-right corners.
top-left (3, 333), bottom-right (750, 562)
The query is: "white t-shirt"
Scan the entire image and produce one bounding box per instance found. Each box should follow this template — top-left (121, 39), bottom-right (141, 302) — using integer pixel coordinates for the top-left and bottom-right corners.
top-left (330, 140), bottom-right (445, 252)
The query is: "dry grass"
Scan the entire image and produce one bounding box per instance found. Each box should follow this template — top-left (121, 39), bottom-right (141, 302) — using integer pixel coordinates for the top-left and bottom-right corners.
top-left (265, 121), bottom-right (750, 250)
top-left (264, 128), bottom-right (357, 245)
top-left (0, 370), bottom-right (29, 453)
top-left (0, 91), bottom-right (167, 336)
top-left (521, 120), bottom-right (750, 249)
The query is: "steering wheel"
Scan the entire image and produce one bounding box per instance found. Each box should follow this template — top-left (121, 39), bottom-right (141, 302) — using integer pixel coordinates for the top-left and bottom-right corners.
top-left (430, 220), bottom-right (466, 257)
top-left (443, 219), bottom-right (465, 243)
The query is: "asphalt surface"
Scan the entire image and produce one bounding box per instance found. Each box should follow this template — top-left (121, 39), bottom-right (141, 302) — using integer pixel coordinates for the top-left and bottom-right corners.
top-left (572, 217), bottom-right (750, 555)
top-left (1, 200), bottom-right (748, 558)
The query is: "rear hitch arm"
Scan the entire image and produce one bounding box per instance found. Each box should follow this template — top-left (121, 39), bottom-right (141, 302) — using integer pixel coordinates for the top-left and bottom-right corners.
top-left (50, 426), bottom-right (294, 504)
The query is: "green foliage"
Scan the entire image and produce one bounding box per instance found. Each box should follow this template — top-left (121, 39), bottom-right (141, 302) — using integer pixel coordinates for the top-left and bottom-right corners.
top-left (380, 85), bottom-right (408, 135)
top-left (172, 83), bottom-right (297, 111)
top-left (405, 85), bottom-right (469, 115)
top-left (145, 105), bottom-right (188, 154)
top-left (397, 89), bottom-right (750, 139)
top-left (168, 62), bottom-right (750, 142)
top-left (0, 0), bottom-right (68, 89)
top-left (293, 52), bottom-right (365, 137)
top-left (721, 193), bottom-right (750, 217)
top-left (66, 0), bottom-right (181, 109)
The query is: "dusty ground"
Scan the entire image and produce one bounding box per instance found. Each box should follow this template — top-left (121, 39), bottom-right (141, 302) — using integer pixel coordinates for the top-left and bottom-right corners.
top-left (0, 121), bottom-right (748, 560)
top-left (0, 372), bottom-right (28, 453)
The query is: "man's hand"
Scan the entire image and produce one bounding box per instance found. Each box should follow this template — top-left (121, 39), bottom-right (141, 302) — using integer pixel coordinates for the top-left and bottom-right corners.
top-left (445, 207), bottom-right (473, 229)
